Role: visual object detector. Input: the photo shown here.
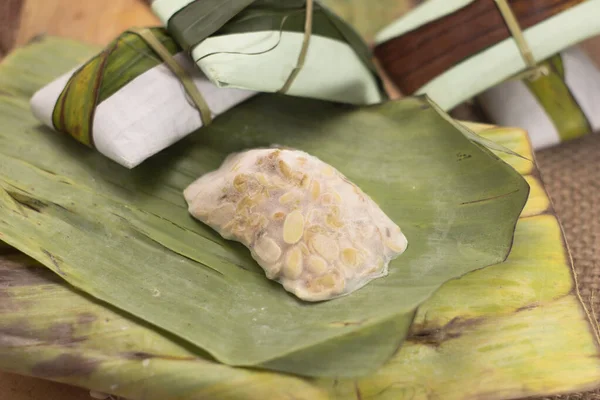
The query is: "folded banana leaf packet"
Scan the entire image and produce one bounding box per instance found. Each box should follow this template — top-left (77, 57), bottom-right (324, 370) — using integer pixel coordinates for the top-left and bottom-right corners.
top-left (152, 0), bottom-right (386, 105)
top-left (374, 0), bottom-right (600, 112)
top-left (29, 28), bottom-right (256, 169)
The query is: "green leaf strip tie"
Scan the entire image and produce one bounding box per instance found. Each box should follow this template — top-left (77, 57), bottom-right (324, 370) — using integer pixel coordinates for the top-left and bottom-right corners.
top-left (128, 27), bottom-right (213, 126)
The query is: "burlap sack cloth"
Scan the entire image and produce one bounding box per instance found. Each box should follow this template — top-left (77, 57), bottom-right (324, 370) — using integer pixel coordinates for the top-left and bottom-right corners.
top-left (0, 1), bottom-right (599, 399)
top-left (536, 136), bottom-right (600, 400)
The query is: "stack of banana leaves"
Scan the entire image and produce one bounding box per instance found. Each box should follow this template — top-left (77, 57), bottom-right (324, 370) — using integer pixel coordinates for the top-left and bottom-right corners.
top-left (0, 3), bottom-right (599, 400)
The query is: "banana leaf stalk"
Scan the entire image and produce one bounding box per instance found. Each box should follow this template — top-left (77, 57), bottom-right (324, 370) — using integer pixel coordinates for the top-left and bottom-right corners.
top-left (151, 0), bottom-right (386, 105)
top-left (0, 123), bottom-right (598, 400)
top-left (0, 37), bottom-right (529, 378)
top-left (478, 46), bottom-right (600, 150)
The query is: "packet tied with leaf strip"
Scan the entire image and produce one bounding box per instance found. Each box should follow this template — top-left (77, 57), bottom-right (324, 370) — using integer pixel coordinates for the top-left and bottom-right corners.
top-left (152, 0), bottom-right (386, 105)
top-left (30, 28), bottom-right (256, 169)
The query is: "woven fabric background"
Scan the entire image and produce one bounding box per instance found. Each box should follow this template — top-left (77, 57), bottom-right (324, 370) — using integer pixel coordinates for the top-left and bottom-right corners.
top-left (536, 134), bottom-right (600, 400)
top-left (538, 134), bottom-right (600, 310)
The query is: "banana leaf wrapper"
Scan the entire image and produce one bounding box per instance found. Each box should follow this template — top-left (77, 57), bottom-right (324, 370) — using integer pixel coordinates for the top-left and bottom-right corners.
top-left (0, 37), bottom-right (528, 378)
top-left (477, 46), bottom-right (600, 150)
top-left (1, 122), bottom-right (599, 399)
top-left (373, 0), bottom-right (600, 111)
top-left (151, 0), bottom-right (386, 105)
top-left (29, 28), bottom-right (255, 169)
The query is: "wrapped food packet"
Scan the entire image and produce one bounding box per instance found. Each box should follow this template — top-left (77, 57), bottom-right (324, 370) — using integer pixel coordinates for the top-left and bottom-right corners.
top-left (30, 28), bottom-right (256, 168)
top-left (151, 0), bottom-right (385, 105)
top-left (478, 46), bottom-right (600, 150)
top-left (373, 0), bottom-right (600, 111)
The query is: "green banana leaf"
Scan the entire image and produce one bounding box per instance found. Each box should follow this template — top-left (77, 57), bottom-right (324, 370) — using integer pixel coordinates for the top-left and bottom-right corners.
top-left (0, 37), bottom-right (528, 378)
top-left (1, 125), bottom-right (598, 400)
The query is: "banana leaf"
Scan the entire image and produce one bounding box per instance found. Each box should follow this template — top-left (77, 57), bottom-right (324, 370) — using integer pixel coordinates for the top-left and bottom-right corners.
top-left (1, 123), bottom-right (598, 400)
top-left (0, 37), bottom-right (529, 378)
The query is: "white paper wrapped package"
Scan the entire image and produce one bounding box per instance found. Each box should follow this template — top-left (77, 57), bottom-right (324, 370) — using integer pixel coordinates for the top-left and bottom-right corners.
top-left (478, 46), bottom-right (600, 150)
top-left (30, 28), bottom-right (255, 169)
top-left (152, 0), bottom-right (385, 105)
